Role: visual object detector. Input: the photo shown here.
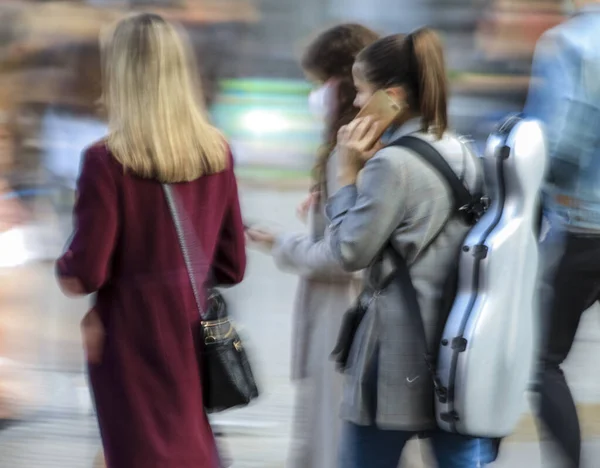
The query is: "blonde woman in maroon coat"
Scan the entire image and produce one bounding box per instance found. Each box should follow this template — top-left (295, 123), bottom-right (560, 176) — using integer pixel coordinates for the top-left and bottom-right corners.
top-left (56, 14), bottom-right (246, 468)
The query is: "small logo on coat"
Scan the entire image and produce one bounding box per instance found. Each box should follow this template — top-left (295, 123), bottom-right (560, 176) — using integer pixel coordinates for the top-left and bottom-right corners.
top-left (406, 375), bottom-right (420, 385)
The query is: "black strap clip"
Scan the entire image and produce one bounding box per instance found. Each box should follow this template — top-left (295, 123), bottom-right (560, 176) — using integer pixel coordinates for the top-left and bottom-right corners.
top-left (458, 195), bottom-right (489, 225)
top-left (424, 353), bottom-right (448, 403)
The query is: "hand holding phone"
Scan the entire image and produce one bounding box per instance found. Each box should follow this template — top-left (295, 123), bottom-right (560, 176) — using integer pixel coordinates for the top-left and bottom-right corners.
top-left (336, 91), bottom-right (406, 185)
top-left (353, 90), bottom-right (405, 150)
top-left (337, 117), bottom-right (385, 185)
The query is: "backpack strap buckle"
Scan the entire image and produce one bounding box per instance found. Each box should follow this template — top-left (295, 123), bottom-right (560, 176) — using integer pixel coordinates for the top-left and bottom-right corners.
top-left (458, 195), bottom-right (489, 225)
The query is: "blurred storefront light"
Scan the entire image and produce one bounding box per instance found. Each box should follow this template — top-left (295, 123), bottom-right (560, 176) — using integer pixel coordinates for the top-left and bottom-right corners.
top-left (240, 109), bottom-right (290, 135)
top-left (0, 227), bottom-right (35, 269)
top-left (211, 78), bottom-right (322, 172)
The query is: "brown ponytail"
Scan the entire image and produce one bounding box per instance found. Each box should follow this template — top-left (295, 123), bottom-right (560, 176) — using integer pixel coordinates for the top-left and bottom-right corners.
top-left (411, 28), bottom-right (448, 138)
top-left (356, 27), bottom-right (449, 140)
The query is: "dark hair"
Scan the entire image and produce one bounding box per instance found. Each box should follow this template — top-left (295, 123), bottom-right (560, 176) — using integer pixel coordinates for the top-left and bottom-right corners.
top-left (356, 28), bottom-right (448, 138)
top-left (137, 13), bottom-right (166, 26)
top-left (301, 23), bottom-right (379, 192)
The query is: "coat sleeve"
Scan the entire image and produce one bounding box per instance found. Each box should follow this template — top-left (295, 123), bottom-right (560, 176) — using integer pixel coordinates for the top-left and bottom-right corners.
top-left (211, 153), bottom-right (247, 286)
top-left (56, 146), bottom-right (119, 293)
top-left (326, 151), bottom-right (407, 272)
top-left (270, 147), bottom-right (358, 281)
top-left (271, 229), bottom-right (355, 282)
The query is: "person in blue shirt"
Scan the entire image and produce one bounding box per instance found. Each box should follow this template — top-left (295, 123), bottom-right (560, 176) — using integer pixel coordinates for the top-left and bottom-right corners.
top-left (525, 2), bottom-right (600, 466)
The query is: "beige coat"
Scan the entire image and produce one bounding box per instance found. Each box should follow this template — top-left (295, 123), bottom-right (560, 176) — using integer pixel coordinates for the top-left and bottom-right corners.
top-left (272, 151), bottom-right (361, 468)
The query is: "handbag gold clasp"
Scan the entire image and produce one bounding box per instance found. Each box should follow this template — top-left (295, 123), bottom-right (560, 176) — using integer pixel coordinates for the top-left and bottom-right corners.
top-left (202, 318), bottom-right (234, 344)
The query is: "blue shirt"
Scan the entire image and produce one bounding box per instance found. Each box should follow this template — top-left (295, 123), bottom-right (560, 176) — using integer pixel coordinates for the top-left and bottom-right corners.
top-left (525, 5), bottom-right (600, 232)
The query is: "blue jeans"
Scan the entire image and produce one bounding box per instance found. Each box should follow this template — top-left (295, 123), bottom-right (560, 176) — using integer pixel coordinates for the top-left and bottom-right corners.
top-left (339, 422), bottom-right (495, 468)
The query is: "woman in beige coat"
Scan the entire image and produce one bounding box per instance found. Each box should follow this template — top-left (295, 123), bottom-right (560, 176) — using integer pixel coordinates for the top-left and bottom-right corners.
top-left (247, 24), bottom-right (379, 468)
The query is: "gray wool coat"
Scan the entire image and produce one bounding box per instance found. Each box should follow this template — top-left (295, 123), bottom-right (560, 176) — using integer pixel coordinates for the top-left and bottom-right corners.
top-left (326, 119), bottom-right (483, 430)
top-left (272, 151), bottom-right (362, 468)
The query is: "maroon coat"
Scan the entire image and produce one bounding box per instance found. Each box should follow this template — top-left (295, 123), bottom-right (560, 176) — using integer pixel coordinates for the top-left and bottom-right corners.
top-left (57, 142), bottom-right (246, 468)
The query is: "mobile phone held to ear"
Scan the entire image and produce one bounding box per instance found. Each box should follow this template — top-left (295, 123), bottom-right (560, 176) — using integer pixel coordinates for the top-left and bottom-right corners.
top-left (354, 90), bottom-right (405, 149)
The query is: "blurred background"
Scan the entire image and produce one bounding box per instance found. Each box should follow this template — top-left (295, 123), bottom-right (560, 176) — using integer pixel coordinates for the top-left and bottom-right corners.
top-left (3, 1), bottom-right (600, 467)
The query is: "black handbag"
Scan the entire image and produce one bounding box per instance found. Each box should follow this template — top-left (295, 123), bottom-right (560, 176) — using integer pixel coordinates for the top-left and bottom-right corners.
top-left (330, 291), bottom-right (371, 371)
top-left (163, 184), bottom-right (259, 413)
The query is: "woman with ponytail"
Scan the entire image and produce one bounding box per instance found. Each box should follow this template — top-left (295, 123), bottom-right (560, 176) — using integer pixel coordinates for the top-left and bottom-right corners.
top-left (324, 28), bottom-right (495, 467)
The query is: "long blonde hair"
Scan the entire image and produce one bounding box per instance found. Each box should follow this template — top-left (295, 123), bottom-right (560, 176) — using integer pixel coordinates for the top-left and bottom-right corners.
top-left (101, 13), bottom-right (226, 183)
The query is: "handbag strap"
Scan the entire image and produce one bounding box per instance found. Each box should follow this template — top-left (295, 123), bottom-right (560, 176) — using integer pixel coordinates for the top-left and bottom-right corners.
top-left (163, 184), bottom-right (205, 319)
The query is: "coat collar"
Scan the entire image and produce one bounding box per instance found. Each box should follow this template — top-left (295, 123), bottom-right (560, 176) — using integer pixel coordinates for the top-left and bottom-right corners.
top-left (382, 117), bottom-right (422, 144)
